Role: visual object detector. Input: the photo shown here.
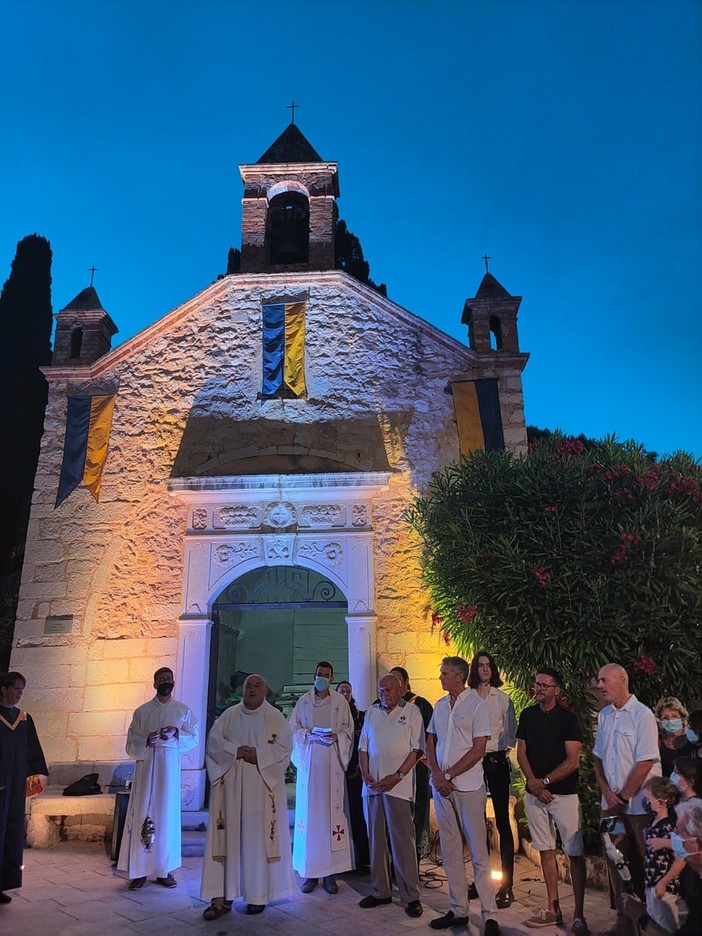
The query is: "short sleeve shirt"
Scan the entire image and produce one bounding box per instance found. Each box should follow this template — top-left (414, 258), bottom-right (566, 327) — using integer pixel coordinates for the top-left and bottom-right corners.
top-left (359, 699), bottom-right (425, 801)
top-left (592, 694), bottom-right (661, 814)
top-left (428, 690), bottom-right (491, 792)
top-left (516, 703), bottom-right (582, 795)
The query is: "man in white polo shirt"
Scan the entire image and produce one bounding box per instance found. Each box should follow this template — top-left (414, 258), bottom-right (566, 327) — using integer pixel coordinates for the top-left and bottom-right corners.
top-left (358, 673), bottom-right (425, 919)
top-left (426, 655), bottom-right (500, 936)
top-left (593, 662), bottom-right (661, 909)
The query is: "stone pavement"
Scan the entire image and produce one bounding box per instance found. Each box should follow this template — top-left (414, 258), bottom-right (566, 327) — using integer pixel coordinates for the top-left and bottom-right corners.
top-left (0, 842), bottom-right (620, 936)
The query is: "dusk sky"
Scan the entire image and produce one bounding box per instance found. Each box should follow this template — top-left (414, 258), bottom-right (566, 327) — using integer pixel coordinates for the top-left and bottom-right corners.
top-left (2, 0), bottom-right (700, 458)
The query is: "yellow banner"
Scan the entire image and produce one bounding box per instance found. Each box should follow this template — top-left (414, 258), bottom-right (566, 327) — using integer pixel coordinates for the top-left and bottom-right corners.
top-left (83, 395), bottom-right (116, 501)
top-left (284, 302), bottom-right (306, 397)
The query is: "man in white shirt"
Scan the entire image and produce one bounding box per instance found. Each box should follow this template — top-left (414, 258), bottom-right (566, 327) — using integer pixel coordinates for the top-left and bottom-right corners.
top-left (426, 656), bottom-right (500, 936)
top-left (592, 662), bottom-right (661, 904)
top-left (358, 673), bottom-right (425, 919)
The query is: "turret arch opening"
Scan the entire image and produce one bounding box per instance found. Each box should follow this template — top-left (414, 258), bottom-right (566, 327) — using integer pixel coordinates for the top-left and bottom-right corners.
top-left (267, 190), bottom-right (310, 265)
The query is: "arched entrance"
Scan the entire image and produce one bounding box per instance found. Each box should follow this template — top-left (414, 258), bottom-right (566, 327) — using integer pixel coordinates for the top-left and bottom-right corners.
top-left (167, 469), bottom-right (392, 808)
top-left (208, 565), bottom-right (348, 725)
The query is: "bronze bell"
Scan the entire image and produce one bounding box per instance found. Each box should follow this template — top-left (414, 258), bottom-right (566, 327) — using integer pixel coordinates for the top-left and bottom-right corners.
top-left (140, 815), bottom-right (156, 850)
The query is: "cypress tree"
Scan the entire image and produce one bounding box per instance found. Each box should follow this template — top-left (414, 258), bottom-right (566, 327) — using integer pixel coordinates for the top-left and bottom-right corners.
top-left (0, 235), bottom-right (53, 667)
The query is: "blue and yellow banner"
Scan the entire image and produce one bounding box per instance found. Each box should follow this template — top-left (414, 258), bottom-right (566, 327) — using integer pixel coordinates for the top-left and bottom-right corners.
top-left (262, 301), bottom-right (306, 398)
top-left (55, 395), bottom-right (116, 508)
top-left (452, 379), bottom-right (505, 454)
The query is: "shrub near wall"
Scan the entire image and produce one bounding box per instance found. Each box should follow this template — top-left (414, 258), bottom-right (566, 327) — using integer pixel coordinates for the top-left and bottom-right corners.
top-left (409, 434), bottom-right (702, 844)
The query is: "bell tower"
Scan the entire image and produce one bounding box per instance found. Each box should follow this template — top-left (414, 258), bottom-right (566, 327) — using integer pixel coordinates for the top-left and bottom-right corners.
top-left (462, 272), bottom-right (521, 353)
top-left (238, 123), bottom-right (339, 273)
top-left (52, 285), bottom-right (118, 366)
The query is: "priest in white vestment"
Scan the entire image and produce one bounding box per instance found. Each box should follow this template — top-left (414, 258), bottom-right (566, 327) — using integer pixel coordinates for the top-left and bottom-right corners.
top-left (290, 661), bottom-right (354, 894)
top-left (117, 667), bottom-right (198, 889)
top-left (200, 674), bottom-right (295, 920)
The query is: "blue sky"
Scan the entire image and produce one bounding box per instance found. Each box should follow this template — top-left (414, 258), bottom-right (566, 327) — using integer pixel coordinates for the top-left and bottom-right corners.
top-left (2, 0), bottom-right (700, 457)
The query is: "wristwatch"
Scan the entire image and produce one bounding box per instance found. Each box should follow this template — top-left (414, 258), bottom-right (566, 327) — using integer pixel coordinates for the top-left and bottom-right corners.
top-left (444, 771), bottom-right (452, 782)
top-left (542, 776), bottom-right (551, 786)
top-left (396, 769), bottom-right (406, 778)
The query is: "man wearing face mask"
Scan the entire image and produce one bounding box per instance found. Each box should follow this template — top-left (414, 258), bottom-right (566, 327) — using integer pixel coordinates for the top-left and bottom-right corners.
top-left (117, 667), bottom-right (199, 890)
top-left (290, 662), bottom-right (354, 894)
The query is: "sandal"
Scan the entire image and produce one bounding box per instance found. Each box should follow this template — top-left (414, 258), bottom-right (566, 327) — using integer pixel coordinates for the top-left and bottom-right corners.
top-left (203, 903), bottom-right (231, 921)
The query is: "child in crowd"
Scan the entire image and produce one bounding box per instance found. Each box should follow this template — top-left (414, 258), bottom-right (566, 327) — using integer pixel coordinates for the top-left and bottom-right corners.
top-left (642, 776), bottom-right (683, 933)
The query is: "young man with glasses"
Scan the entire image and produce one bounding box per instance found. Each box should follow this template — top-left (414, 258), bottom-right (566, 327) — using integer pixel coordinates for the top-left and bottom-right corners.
top-left (516, 668), bottom-right (589, 935)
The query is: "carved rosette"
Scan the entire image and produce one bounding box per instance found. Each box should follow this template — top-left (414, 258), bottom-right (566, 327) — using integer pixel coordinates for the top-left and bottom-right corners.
top-left (213, 542), bottom-right (261, 566)
top-left (192, 507), bottom-right (208, 530)
top-left (297, 541), bottom-right (344, 567)
top-left (215, 505), bottom-right (260, 529)
top-left (351, 504), bottom-right (369, 527)
top-left (300, 504), bottom-right (344, 528)
top-left (263, 502), bottom-right (297, 529)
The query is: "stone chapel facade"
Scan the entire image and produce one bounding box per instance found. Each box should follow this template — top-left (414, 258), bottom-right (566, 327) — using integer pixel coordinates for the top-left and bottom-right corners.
top-left (12, 125), bottom-right (528, 807)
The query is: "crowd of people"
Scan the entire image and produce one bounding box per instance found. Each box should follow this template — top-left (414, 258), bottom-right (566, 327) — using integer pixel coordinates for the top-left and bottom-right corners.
top-left (1, 659), bottom-right (701, 935)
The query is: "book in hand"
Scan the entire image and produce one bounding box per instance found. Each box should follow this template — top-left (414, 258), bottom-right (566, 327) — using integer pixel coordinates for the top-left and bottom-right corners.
top-left (311, 727), bottom-right (335, 744)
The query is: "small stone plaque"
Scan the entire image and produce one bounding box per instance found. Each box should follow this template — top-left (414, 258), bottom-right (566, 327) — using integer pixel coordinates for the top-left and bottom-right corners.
top-left (44, 615), bottom-right (74, 635)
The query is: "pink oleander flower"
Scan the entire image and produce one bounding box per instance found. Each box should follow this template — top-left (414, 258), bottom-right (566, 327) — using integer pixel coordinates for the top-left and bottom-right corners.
top-left (544, 505), bottom-right (557, 514)
top-left (431, 611), bottom-right (444, 629)
top-left (632, 655), bottom-right (657, 677)
top-left (531, 567), bottom-right (552, 586)
top-left (554, 438), bottom-right (585, 457)
top-left (457, 604), bottom-right (477, 624)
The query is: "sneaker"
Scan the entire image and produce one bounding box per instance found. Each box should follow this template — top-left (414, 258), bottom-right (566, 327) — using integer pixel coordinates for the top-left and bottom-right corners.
top-left (571, 920), bottom-right (590, 935)
top-left (495, 884), bottom-right (514, 908)
top-left (406, 900), bottom-right (423, 918)
top-left (128, 877), bottom-right (146, 890)
top-left (484, 921), bottom-right (501, 936)
top-left (300, 877), bottom-right (318, 893)
top-left (524, 908), bottom-right (564, 928)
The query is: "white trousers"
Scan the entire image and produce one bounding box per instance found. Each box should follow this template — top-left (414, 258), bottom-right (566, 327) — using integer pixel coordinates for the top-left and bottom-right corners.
top-left (433, 785), bottom-right (498, 922)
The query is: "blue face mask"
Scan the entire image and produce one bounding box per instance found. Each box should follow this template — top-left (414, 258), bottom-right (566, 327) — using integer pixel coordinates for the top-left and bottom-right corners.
top-left (661, 718), bottom-right (683, 734)
top-left (671, 832), bottom-right (700, 861)
top-left (686, 728), bottom-right (699, 744)
top-left (670, 770), bottom-right (683, 788)
top-left (314, 676), bottom-right (330, 693)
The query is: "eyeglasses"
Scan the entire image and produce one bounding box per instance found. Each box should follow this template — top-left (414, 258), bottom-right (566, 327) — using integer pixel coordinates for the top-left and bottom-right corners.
top-left (533, 682), bottom-right (557, 690)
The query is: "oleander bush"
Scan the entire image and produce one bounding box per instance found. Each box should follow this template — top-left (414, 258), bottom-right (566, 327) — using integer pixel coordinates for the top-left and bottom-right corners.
top-left (408, 432), bottom-right (702, 846)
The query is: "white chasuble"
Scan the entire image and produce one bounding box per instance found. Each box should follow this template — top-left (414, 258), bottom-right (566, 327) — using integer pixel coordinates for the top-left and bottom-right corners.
top-left (200, 701), bottom-right (295, 905)
top-left (290, 689), bottom-right (354, 877)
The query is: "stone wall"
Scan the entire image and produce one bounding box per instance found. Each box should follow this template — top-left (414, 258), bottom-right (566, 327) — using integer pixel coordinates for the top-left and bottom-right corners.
top-left (14, 270), bottom-right (527, 765)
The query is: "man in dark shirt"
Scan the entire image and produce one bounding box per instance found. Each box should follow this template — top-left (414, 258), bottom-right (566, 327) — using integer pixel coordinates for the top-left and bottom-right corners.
top-left (390, 667), bottom-right (434, 858)
top-left (516, 668), bottom-right (588, 935)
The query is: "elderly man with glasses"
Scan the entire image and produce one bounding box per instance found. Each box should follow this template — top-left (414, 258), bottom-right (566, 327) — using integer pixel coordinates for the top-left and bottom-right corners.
top-left (516, 668), bottom-right (588, 935)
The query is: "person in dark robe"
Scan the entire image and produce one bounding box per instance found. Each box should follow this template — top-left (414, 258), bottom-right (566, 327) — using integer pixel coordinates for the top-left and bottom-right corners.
top-left (0, 671), bottom-right (47, 904)
top-left (390, 667), bottom-right (434, 859)
top-left (337, 680), bottom-right (370, 868)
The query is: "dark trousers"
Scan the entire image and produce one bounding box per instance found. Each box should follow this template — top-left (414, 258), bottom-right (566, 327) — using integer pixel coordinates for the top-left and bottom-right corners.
top-left (414, 761), bottom-right (431, 857)
top-left (483, 753), bottom-right (514, 887)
